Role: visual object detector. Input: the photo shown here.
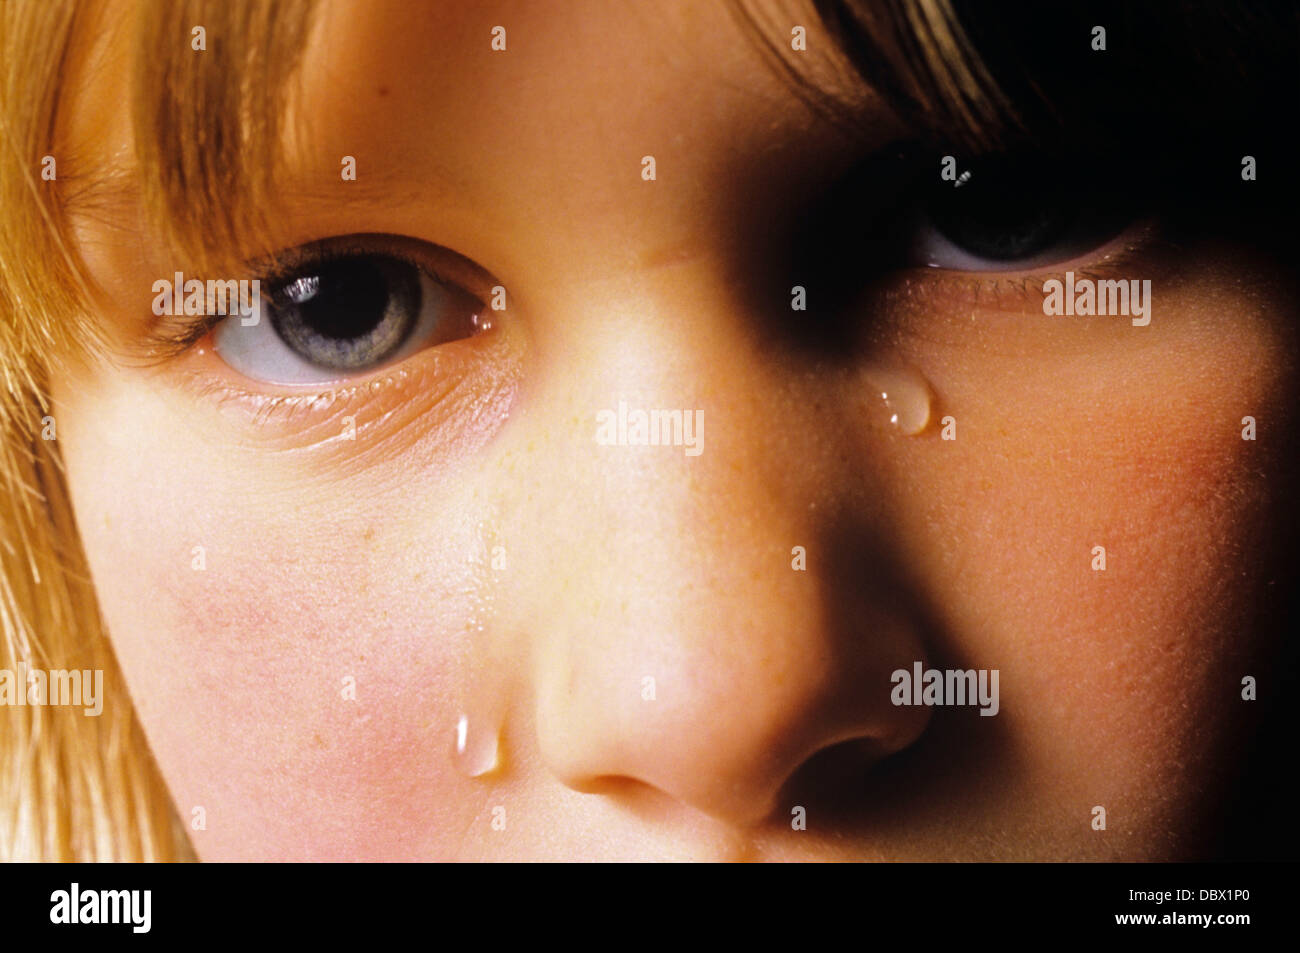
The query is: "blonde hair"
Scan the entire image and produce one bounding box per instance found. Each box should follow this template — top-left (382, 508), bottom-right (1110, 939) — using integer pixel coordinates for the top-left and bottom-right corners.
top-left (0, 0), bottom-right (312, 861)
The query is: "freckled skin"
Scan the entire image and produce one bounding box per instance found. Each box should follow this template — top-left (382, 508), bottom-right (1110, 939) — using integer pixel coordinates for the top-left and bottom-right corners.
top-left (50, 1), bottom-right (1295, 859)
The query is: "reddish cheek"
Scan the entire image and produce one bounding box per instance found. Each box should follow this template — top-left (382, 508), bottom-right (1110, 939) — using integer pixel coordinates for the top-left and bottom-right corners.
top-left (897, 321), bottom-right (1289, 775)
top-left (87, 470), bottom-right (499, 859)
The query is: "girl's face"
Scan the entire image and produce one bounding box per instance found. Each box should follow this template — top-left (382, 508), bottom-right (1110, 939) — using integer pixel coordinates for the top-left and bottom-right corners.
top-left (50, 0), bottom-right (1293, 859)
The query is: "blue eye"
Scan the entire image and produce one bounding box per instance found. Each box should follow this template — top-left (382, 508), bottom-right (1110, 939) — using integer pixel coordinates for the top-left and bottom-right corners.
top-left (269, 256), bottom-right (419, 370)
top-left (213, 250), bottom-right (483, 384)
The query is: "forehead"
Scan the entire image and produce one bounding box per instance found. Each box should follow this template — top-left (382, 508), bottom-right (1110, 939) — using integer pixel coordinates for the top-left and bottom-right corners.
top-left (56, 0), bottom-right (893, 293)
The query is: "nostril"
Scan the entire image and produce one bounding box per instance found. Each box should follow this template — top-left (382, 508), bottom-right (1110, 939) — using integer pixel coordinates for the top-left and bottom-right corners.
top-left (777, 736), bottom-right (908, 817)
top-left (588, 773), bottom-right (786, 832)
top-left (567, 774), bottom-right (643, 799)
top-left (560, 776), bottom-right (766, 858)
top-left (578, 775), bottom-right (679, 820)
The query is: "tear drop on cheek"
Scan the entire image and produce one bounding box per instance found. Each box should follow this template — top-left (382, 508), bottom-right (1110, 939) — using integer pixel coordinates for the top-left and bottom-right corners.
top-left (449, 518), bottom-right (510, 779)
top-left (452, 711), bottom-right (502, 778)
top-left (862, 365), bottom-right (933, 436)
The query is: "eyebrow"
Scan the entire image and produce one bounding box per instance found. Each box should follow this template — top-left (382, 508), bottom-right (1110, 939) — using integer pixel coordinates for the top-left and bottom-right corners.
top-left (62, 157), bottom-right (439, 224)
top-left (58, 147), bottom-right (462, 284)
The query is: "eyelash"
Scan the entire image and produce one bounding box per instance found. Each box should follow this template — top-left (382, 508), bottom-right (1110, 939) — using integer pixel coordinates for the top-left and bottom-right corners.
top-left (926, 219), bottom-right (1169, 282)
top-left (139, 237), bottom-right (463, 365)
top-left (139, 155), bottom-right (1175, 391)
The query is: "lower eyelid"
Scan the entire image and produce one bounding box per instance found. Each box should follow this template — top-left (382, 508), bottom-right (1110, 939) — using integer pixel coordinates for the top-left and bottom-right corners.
top-left (853, 220), bottom-right (1194, 351)
top-left (908, 219), bottom-right (1169, 312)
top-left (162, 321), bottom-right (518, 459)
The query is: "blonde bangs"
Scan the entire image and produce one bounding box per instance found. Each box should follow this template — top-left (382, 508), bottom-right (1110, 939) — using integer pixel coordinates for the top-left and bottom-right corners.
top-left (132, 0), bottom-right (316, 275)
top-left (0, 0), bottom-right (315, 861)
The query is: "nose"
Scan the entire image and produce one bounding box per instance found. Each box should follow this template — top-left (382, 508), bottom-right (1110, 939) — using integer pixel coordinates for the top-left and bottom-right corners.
top-left (504, 270), bottom-right (932, 828)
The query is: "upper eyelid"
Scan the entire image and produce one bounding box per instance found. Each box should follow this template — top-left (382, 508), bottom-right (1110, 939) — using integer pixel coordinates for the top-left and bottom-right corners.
top-left (264, 234), bottom-right (497, 304)
top-left (133, 235), bottom-right (487, 364)
top-left (251, 238), bottom-right (447, 291)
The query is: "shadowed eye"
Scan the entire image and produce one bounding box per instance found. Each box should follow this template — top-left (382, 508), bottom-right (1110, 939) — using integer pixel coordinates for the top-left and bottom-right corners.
top-left (213, 240), bottom-right (486, 385)
top-left (908, 157), bottom-right (1132, 271)
top-left (781, 148), bottom-right (1144, 335)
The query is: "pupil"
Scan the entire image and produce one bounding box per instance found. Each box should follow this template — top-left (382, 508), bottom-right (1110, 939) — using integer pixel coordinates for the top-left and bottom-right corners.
top-left (929, 188), bottom-right (1071, 261)
top-left (294, 258), bottom-right (392, 339)
top-left (267, 254), bottom-right (422, 371)
top-left (926, 160), bottom-right (1075, 261)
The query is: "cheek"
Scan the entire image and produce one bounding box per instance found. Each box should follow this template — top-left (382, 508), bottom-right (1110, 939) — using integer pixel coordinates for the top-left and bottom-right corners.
top-left (54, 367), bottom-right (514, 860)
top-left (886, 279), bottom-right (1294, 842)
